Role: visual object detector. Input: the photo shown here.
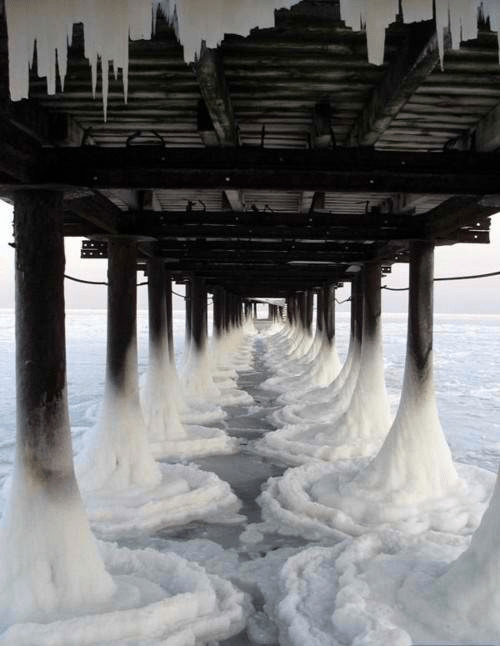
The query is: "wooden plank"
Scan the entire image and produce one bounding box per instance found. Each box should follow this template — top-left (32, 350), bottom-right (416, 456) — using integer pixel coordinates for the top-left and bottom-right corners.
top-left (346, 22), bottom-right (441, 146)
top-left (448, 101), bottom-right (500, 152)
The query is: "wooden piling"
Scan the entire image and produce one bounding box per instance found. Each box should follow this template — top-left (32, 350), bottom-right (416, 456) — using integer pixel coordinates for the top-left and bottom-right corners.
top-left (408, 241), bottom-right (434, 382)
top-left (324, 285), bottom-right (336, 344)
top-left (191, 276), bottom-right (207, 352)
top-left (14, 190), bottom-right (74, 484)
top-left (165, 274), bottom-right (174, 362)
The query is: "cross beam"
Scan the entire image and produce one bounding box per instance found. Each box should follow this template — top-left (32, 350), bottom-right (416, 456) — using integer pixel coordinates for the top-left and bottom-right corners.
top-left (6, 147), bottom-right (500, 195)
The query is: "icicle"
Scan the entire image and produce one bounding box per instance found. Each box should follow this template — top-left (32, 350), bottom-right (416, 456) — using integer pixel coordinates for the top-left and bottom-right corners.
top-left (365, 0), bottom-right (399, 65)
top-left (5, 0), bottom-right (498, 120)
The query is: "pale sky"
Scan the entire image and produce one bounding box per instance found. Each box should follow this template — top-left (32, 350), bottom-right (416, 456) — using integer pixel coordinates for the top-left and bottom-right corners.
top-left (0, 199), bottom-right (498, 314)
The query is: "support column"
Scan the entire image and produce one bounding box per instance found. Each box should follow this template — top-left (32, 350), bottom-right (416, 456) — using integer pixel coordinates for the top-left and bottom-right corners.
top-left (77, 240), bottom-right (161, 491)
top-left (353, 275), bottom-right (364, 345)
top-left (316, 289), bottom-right (325, 334)
top-left (323, 286), bottom-right (336, 344)
top-left (106, 242), bottom-right (139, 392)
top-left (359, 240), bottom-right (458, 497)
top-left (185, 280), bottom-right (192, 349)
top-left (213, 286), bottom-right (226, 338)
top-left (0, 191), bottom-right (114, 620)
top-left (145, 260), bottom-right (185, 443)
top-left (305, 290), bottom-right (314, 333)
top-left (147, 258), bottom-right (167, 366)
top-left (165, 274), bottom-right (175, 362)
top-left (191, 276), bottom-right (207, 352)
top-left (15, 191), bottom-right (71, 495)
top-left (408, 241), bottom-right (434, 382)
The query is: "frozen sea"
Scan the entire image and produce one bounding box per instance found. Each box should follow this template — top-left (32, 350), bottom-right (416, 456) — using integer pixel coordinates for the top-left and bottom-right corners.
top-left (0, 308), bottom-right (499, 644)
top-left (0, 309), bottom-right (499, 488)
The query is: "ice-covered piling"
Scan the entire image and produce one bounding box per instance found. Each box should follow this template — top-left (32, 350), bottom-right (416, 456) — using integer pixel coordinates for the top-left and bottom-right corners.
top-left (0, 191), bottom-right (114, 623)
top-left (183, 276), bottom-right (221, 398)
top-left (143, 257), bottom-right (186, 443)
top-left (77, 241), bottom-right (161, 491)
top-left (355, 241), bottom-right (459, 500)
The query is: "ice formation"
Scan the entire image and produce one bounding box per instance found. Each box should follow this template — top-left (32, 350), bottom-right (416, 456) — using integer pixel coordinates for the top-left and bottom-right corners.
top-left (400, 469), bottom-right (500, 641)
top-left (4, 0), bottom-right (296, 118)
top-left (142, 299), bottom-right (237, 460)
top-left (82, 462), bottom-right (243, 540)
top-left (258, 273), bottom-right (390, 465)
top-left (6, 0), bottom-right (500, 118)
top-left (77, 341), bottom-right (162, 492)
top-left (1, 540), bottom-right (249, 645)
top-left (276, 468), bottom-right (500, 646)
top-left (0, 421), bottom-right (115, 623)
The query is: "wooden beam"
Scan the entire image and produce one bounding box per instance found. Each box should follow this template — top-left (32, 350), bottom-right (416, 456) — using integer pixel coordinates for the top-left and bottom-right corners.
top-left (312, 100), bottom-right (335, 148)
top-left (448, 102), bottom-right (500, 153)
top-left (195, 47), bottom-right (237, 146)
top-left (70, 206), bottom-right (489, 245)
top-left (224, 189), bottom-right (245, 212)
top-left (20, 147), bottom-right (500, 195)
top-left (64, 192), bottom-right (126, 234)
top-left (346, 22), bottom-right (440, 146)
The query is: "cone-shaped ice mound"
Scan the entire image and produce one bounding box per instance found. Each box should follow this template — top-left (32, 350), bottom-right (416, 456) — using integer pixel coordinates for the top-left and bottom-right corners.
top-left (399, 470), bottom-right (500, 641)
top-left (142, 263), bottom-right (238, 461)
top-left (257, 269), bottom-right (390, 465)
top-left (257, 247), bottom-right (495, 541)
top-left (278, 467), bottom-right (500, 646)
top-left (0, 448), bottom-right (116, 624)
top-left (0, 540), bottom-right (249, 645)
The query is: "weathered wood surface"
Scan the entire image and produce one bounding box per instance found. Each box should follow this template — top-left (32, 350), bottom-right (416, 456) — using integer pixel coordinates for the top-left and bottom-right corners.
top-left (106, 241), bottom-right (138, 391)
top-left (14, 190), bottom-right (74, 481)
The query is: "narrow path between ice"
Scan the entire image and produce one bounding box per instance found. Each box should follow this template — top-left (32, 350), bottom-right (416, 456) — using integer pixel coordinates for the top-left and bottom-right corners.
top-left (115, 331), bottom-right (309, 645)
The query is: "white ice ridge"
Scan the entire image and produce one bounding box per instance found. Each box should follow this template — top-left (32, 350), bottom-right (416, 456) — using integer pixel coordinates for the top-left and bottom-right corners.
top-left (6, 1), bottom-right (500, 119)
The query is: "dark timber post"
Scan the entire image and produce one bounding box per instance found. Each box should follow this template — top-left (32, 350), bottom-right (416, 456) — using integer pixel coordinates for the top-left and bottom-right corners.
top-left (213, 286), bottom-right (224, 337)
top-left (14, 190), bottom-right (75, 494)
top-left (324, 286), bottom-right (336, 343)
top-left (147, 257), bottom-right (167, 363)
top-left (316, 289), bottom-right (324, 334)
top-left (363, 264), bottom-right (382, 343)
top-left (352, 275), bottom-right (364, 345)
top-left (191, 276), bottom-right (207, 352)
top-left (408, 241), bottom-right (434, 384)
top-left (106, 241), bottom-right (139, 392)
top-left (185, 280), bottom-right (192, 350)
top-left (306, 290), bottom-right (314, 333)
top-left (165, 274), bottom-right (174, 362)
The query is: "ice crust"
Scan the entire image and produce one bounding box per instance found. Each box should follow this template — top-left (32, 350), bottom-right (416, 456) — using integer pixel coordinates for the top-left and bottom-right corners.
top-left (257, 460), bottom-right (494, 542)
top-left (6, 0), bottom-right (500, 118)
top-left (1, 540), bottom-right (249, 645)
top-left (82, 462), bottom-right (243, 540)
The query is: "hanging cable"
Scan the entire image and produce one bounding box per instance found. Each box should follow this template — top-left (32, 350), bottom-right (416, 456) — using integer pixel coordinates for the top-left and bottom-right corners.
top-left (383, 269), bottom-right (500, 292)
top-left (65, 274), bottom-right (191, 299)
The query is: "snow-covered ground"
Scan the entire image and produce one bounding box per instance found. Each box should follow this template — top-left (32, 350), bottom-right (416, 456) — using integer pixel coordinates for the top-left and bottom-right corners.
top-left (0, 310), bottom-right (499, 644)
